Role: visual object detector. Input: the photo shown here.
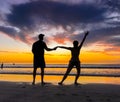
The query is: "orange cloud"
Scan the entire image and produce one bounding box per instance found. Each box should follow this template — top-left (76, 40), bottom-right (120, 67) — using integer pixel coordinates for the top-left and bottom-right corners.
top-left (51, 33), bottom-right (71, 44)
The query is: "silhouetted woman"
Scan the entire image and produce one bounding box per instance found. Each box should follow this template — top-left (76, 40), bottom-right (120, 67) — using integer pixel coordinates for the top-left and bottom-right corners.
top-left (58, 31), bottom-right (89, 85)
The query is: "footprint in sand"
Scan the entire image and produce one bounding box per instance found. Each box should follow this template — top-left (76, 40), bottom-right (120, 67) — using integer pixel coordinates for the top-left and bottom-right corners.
top-left (55, 93), bottom-right (66, 96)
top-left (86, 95), bottom-right (93, 102)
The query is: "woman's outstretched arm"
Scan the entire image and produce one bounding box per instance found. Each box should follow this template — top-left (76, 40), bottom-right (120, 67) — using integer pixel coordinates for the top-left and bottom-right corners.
top-left (58, 46), bottom-right (71, 50)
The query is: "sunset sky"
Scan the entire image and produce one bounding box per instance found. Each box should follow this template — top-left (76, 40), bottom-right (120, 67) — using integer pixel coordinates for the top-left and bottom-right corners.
top-left (0, 0), bottom-right (120, 64)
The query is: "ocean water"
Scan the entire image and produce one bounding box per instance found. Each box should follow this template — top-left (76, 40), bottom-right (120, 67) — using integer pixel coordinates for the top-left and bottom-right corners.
top-left (0, 64), bottom-right (120, 85)
top-left (1, 64), bottom-right (120, 76)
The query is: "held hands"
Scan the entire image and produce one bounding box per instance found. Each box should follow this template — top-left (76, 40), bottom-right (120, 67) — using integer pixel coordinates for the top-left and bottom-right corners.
top-left (53, 46), bottom-right (62, 50)
top-left (53, 46), bottom-right (58, 50)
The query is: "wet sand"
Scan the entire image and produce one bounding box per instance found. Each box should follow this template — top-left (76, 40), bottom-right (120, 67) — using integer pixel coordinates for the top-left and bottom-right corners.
top-left (0, 81), bottom-right (120, 102)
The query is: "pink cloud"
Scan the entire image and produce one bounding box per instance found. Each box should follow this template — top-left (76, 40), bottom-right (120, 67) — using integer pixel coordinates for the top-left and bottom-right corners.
top-left (52, 33), bottom-right (71, 44)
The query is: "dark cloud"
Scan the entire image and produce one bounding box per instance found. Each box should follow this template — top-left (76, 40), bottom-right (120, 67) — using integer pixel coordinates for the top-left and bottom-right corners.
top-left (7, 0), bottom-right (106, 31)
top-left (107, 37), bottom-right (120, 46)
top-left (0, 0), bottom-right (120, 49)
top-left (104, 0), bottom-right (120, 12)
top-left (0, 26), bottom-right (17, 36)
top-left (0, 26), bottom-right (32, 44)
top-left (71, 26), bottom-right (120, 47)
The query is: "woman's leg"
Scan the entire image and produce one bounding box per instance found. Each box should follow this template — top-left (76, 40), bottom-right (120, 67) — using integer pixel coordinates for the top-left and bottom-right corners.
top-left (74, 62), bottom-right (81, 85)
top-left (58, 61), bottom-right (74, 85)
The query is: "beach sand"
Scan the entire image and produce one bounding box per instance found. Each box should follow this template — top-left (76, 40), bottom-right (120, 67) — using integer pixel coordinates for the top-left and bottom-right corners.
top-left (0, 81), bottom-right (120, 102)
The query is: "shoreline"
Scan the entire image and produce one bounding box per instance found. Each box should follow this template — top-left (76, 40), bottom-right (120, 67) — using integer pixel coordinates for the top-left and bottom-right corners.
top-left (0, 75), bottom-right (120, 85)
top-left (0, 81), bottom-right (120, 102)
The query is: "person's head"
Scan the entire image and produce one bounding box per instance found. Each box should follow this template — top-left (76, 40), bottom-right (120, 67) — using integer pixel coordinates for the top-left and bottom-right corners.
top-left (73, 40), bottom-right (78, 47)
top-left (38, 34), bottom-right (44, 40)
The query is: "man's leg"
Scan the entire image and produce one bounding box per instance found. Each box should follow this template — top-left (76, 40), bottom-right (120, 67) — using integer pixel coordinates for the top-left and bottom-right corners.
top-left (41, 67), bottom-right (45, 85)
top-left (32, 67), bottom-right (37, 85)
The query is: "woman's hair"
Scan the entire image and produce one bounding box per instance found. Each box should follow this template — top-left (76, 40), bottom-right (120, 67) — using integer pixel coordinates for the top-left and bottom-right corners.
top-left (73, 40), bottom-right (78, 47)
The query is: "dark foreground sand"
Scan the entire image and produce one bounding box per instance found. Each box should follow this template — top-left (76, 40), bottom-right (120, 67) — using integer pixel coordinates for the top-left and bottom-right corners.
top-left (0, 81), bottom-right (120, 102)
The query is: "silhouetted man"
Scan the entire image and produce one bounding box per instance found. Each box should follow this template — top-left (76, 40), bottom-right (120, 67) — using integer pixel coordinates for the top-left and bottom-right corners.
top-left (58, 31), bottom-right (89, 85)
top-left (32, 34), bottom-right (57, 85)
